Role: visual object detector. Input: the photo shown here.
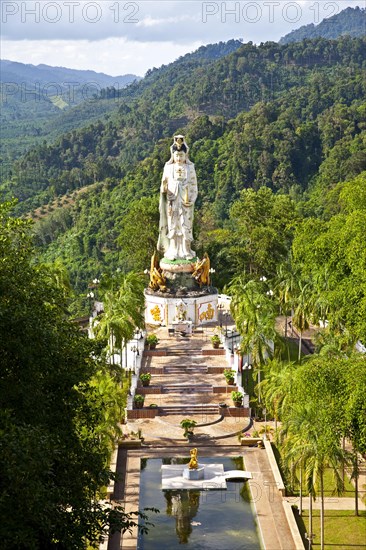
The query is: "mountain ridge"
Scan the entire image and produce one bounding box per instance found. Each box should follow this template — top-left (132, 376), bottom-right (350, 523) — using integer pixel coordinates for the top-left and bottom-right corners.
top-left (280, 6), bottom-right (366, 44)
top-left (0, 35), bottom-right (365, 314)
top-left (0, 59), bottom-right (139, 88)
top-left (3, 36), bottom-right (364, 217)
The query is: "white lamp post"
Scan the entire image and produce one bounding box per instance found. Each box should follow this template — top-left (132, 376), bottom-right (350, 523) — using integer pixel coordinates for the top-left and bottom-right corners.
top-left (131, 345), bottom-right (139, 374)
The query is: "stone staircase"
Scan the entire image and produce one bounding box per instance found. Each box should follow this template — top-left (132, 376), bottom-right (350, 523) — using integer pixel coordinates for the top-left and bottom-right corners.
top-left (165, 349), bottom-right (206, 356)
top-left (159, 404), bottom-right (220, 416)
top-left (163, 365), bottom-right (208, 374)
top-left (162, 384), bottom-right (213, 394)
top-left (126, 329), bottom-right (245, 419)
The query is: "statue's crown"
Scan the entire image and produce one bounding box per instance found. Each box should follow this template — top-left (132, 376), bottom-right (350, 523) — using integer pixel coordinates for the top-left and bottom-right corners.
top-left (171, 135), bottom-right (188, 154)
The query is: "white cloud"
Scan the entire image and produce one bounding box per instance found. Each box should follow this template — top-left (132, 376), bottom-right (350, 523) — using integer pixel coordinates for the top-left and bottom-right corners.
top-left (1, 1), bottom-right (364, 75)
top-left (1, 37), bottom-right (203, 76)
top-left (136, 15), bottom-right (196, 28)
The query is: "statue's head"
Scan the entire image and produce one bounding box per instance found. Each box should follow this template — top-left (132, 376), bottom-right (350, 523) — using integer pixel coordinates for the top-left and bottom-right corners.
top-left (173, 150), bottom-right (186, 164)
top-left (167, 135), bottom-right (192, 165)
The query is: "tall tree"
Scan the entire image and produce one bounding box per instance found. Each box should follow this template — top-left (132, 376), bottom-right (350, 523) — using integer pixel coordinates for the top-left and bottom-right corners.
top-left (259, 359), bottom-right (296, 429)
top-left (95, 271), bottom-right (145, 367)
top-left (292, 279), bottom-right (314, 362)
top-left (283, 403), bottom-right (348, 550)
top-left (344, 357), bottom-right (366, 515)
top-left (0, 203), bottom-right (150, 548)
top-left (229, 276), bottom-right (278, 406)
top-left (117, 196), bottom-right (160, 272)
top-left (275, 257), bottom-right (299, 339)
top-left (228, 187), bottom-right (298, 278)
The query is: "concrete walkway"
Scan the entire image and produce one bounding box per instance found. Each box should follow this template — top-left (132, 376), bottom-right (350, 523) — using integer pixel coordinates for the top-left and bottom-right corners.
top-left (245, 449), bottom-right (298, 549)
top-left (285, 496), bottom-right (365, 511)
top-left (105, 325), bottom-right (301, 549)
top-left (117, 447), bottom-right (298, 550)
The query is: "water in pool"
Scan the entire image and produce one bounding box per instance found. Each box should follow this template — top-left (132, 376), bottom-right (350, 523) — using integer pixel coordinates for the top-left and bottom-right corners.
top-left (138, 457), bottom-right (262, 549)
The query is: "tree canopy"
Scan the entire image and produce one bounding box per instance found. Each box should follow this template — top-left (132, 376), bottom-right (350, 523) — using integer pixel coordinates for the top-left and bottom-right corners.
top-left (0, 202), bottom-right (149, 548)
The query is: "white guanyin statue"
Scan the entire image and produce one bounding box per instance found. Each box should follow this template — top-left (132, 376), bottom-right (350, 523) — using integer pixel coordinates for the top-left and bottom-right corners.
top-left (157, 135), bottom-right (198, 261)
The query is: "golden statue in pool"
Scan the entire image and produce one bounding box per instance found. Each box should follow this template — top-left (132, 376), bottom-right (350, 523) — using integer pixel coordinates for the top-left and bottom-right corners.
top-left (188, 448), bottom-right (198, 470)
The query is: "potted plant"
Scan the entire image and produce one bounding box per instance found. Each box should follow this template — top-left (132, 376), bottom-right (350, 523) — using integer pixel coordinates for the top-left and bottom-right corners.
top-left (133, 393), bottom-right (145, 409)
top-left (119, 431), bottom-right (143, 448)
top-left (231, 390), bottom-right (244, 407)
top-left (146, 333), bottom-right (159, 349)
top-left (211, 334), bottom-right (221, 349)
top-left (258, 425), bottom-right (274, 440)
top-left (180, 418), bottom-right (197, 440)
top-left (223, 369), bottom-right (235, 385)
top-left (139, 372), bottom-right (152, 387)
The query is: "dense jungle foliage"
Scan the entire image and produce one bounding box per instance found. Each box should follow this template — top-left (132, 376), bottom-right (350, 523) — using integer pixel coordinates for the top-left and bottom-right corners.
top-left (1, 16), bottom-right (366, 546)
top-left (2, 36), bottom-right (365, 211)
top-left (1, 34), bottom-right (365, 341)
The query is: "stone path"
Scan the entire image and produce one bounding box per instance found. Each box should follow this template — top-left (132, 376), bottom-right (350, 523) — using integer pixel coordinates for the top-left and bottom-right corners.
top-left (107, 326), bottom-right (299, 550)
top-left (285, 496), bottom-right (366, 511)
top-left (116, 447), bottom-right (298, 550)
top-left (132, 326), bottom-right (249, 438)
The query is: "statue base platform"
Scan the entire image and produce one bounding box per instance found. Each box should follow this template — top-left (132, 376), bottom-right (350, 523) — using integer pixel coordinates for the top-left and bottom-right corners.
top-left (159, 257), bottom-right (197, 291)
top-left (161, 463), bottom-right (227, 490)
top-left (145, 289), bottom-right (218, 326)
top-left (160, 257), bottom-right (197, 273)
top-left (183, 465), bottom-right (205, 480)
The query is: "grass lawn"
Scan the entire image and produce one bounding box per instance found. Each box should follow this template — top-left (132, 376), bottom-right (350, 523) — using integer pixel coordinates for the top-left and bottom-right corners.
top-left (291, 467), bottom-right (355, 497)
top-left (295, 510), bottom-right (366, 549)
top-left (271, 444), bottom-right (355, 497)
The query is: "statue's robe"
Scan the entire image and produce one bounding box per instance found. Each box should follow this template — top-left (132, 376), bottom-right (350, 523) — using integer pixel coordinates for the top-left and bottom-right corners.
top-left (158, 160), bottom-right (198, 260)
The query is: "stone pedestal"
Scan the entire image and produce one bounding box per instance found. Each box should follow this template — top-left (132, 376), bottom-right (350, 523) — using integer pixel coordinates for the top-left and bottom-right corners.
top-left (145, 256), bottom-right (218, 326)
top-left (145, 291), bottom-right (218, 326)
top-left (160, 258), bottom-right (198, 289)
top-left (183, 465), bottom-right (205, 480)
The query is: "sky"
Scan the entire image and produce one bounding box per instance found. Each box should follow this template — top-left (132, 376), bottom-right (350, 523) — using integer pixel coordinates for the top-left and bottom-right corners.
top-left (1, 0), bottom-right (365, 76)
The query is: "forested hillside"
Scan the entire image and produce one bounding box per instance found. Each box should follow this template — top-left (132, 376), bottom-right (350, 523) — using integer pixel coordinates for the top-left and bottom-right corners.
top-left (280, 6), bottom-right (366, 44)
top-left (0, 40), bottom-right (242, 177)
top-left (0, 61), bottom-right (139, 164)
top-left (2, 37), bottom-right (365, 214)
top-left (1, 35), bottom-right (365, 325)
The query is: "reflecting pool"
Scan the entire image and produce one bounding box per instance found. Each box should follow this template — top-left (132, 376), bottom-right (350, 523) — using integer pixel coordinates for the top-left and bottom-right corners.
top-left (138, 457), bottom-right (262, 550)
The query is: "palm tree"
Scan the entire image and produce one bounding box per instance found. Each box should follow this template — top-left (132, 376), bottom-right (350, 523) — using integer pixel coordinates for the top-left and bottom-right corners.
top-left (259, 359), bottom-right (296, 430)
top-left (94, 291), bottom-right (118, 364)
top-left (344, 357), bottom-right (366, 516)
top-left (229, 276), bottom-right (278, 409)
top-left (292, 279), bottom-right (314, 362)
top-left (89, 369), bottom-right (126, 457)
top-left (282, 403), bottom-right (349, 550)
top-left (112, 272), bottom-right (145, 367)
top-left (275, 259), bottom-right (298, 338)
top-left (312, 267), bottom-right (331, 328)
top-left (94, 272), bottom-right (145, 367)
